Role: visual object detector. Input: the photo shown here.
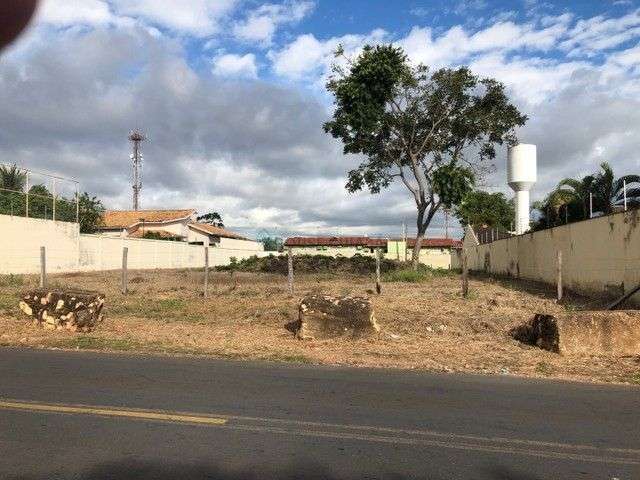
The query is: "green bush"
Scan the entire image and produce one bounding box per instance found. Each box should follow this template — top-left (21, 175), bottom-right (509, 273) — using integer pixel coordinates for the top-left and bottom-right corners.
top-left (382, 269), bottom-right (431, 282)
top-left (218, 253), bottom-right (402, 275)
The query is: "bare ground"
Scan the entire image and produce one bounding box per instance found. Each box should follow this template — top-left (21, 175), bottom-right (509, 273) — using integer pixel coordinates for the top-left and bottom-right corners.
top-left (1, 269), bottom-right (639, 385)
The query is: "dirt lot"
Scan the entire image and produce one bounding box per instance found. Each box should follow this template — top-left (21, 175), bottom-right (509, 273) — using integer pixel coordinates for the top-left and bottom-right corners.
top-left (1, 269), bottom-right (639, 385)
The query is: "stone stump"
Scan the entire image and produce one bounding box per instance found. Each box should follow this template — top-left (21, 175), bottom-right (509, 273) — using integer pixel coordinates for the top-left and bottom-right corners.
top-left (19, 289), bottom-right (105, 332)
top-left (291, 294), bottom-right (379, 340)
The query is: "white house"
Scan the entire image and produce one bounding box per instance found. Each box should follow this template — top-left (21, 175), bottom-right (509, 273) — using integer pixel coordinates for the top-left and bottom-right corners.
top-left (98, 209), bottom-right (263, 251)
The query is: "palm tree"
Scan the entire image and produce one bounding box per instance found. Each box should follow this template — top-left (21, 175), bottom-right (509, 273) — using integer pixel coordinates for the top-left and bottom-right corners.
top-left (592, 162), bottom-right (640, 214)
top-left (547, 174), bottom-right (595, 222)
top-left (0, 164), bottom-right (26, 192)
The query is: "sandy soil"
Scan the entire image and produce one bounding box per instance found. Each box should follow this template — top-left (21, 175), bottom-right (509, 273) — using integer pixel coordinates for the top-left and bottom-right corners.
top-left (1, 269), bottom-right (638, 385)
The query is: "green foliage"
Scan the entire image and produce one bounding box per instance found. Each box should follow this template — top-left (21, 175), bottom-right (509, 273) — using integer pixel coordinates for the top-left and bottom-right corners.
top-left (383, 266), bottom-right (452, 282)
top-left (382, 269), bottom-right (429, 282)
top-left (454, 190), bottom-right (515, 229)
top-left (258, 236), bottom-right (284, 252)
top-left (197, 211), bottom-right (224, 227)
top-left (142, 231), bottom-right (182, 241)
top-left (220, 253), bottom-right (401, 275)
top-left (533, 162), bottom-right (640, 230)
top-left (0, 176), bottom-right (104, 232)
top-left (433, 163), bottom-right (475, 208)
top-left (78, 192), bottom-right (105, 233)
top-left (324, 44), bottom-right (526, 265)
top-left (0, 274), bottom-right (24, 287)
top-left (0, 164), bottom-right (26, 191)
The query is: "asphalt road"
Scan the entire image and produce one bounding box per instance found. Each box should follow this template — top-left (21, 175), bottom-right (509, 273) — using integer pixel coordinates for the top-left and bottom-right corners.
top-left (0, 348), bottom-right (638, 479)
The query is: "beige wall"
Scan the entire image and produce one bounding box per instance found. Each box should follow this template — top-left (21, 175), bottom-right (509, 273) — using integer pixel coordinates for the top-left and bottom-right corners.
top-left (219, 237), bottom-right (264, 251)
top-left (463, 210), bottom-right (640, 301)
top-left (79, 235), bottom-right (269, 271)
top-left (0, 215), bottom-right (269, 275)
top-left (0, 214), bottom-right (80, 274)
top-left (418, 248), bottom-right (457, 269)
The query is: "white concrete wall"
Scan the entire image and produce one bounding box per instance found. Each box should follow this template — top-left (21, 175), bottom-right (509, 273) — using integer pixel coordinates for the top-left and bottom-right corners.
top-left (0, 215), bottom-right (80, 274)
top-left (218, 237), bottom-right (264, 251)
top-left (0, 214), bottom-right (269, 275)
top-left (79, 235), bottom-right (269, 271)
top-left (463, 209), bottom-right (640, 300)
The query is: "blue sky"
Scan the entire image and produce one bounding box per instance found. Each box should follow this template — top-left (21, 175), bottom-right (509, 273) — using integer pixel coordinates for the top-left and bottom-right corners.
top-left (2, 0), bottom-right (640, 238)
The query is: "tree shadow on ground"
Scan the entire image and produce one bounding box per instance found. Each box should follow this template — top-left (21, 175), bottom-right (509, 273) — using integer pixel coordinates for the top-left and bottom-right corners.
top-left (470, 271), bottom-right (607, 310)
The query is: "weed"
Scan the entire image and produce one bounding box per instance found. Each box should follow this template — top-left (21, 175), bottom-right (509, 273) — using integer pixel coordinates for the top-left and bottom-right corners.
top-left (53, 336), bottom-right (141, 351)
top-left (268, 353), bottom-right (313, 364)
top-left (628, 372), bottom-right (640, 385)
top-left (0, 293), bottom-right (17, 313)
top-left (535, 361), bottom-right (553, 376)
top-left (383, 269), bottom-right (431, 283)
top-left (462, 290), bottom-right (479, 300)
top-left (0, 274), bottom-right (24, 288)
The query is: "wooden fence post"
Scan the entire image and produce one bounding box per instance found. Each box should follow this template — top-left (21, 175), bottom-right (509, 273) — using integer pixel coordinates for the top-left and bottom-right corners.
top-left (39, 246), bottom-right (46, 288)
top-left (557, 250), bottom-right (563, 301)
top-left (121, 247), bottom-right (128, 295)
top-left (462, 250), bottom-right (469, 298)
top-left (375, 248), bottom-right (382, 294)
top-left (203, 246), bottom-right (209, 298)
top-left (287, 247), bottom-right (294, 296)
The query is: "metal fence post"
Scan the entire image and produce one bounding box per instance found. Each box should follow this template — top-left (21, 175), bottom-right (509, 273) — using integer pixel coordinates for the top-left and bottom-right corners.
top-left (204, 246), bottom-right (209, 298)
top-left (39, 246), bottom-right (46, 288)
top-left (75, 185), bottom-right (80, 224)
top-left (462, 250), bottom-right (469, 298)
top-left (287, 247), bottom-right (294, 296)
top-left (52, 179), bottom-right (56, 221)
top-left (557, 250), bottom-right (563, 301)
top-left (121, 247), bottom-right (128, 294)
top-left (375, 248), bottom-right (382, 294)
top-left (25, 172), bottom-right (29, 218)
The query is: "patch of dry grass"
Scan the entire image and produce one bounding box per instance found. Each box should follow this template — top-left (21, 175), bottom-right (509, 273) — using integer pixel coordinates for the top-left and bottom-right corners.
top-left (1, 268), bottom-right (638, 385)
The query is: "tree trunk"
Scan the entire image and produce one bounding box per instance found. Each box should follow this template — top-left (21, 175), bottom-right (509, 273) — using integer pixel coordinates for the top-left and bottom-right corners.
top-left (411, 205), bottom-right (428, 270)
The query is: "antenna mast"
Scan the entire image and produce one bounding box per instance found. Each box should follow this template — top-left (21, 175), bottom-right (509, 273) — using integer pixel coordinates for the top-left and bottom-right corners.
top-left (128, 129), bottom-right (146, 211)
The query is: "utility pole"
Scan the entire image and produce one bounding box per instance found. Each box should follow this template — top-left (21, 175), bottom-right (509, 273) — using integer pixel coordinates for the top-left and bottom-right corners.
top-left (129, 129), bottom-right (146, 211)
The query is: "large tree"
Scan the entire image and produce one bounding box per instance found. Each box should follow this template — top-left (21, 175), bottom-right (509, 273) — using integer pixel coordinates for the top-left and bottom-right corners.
top-left (77, 192), bottom-right (105, 233)
top-left (0, 163), bottom-right (26, 192)
top-left (197, 211), bottom-right (224, 227)
top-left (454, 190), bottom-right (515, 230)
top-left (324, 45), bottom-right (527, 267)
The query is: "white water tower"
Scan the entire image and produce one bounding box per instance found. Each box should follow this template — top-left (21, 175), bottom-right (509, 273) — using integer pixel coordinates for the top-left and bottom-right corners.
top-left (507, 144), bottom-right (537, 235)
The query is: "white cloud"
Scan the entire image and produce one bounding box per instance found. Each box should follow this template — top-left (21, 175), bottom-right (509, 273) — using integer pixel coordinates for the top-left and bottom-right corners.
top-left (269, 29), bottom-right (388, 80)
top-left (112, 0), bottom-right (238, 36)
top-left (212, 53), bottom-right (258, 79)
top-left (36, 0), bottom-right (115, 27)
top-left (561, 9), bottom-right (640, 56)
top-left (233, 1), bottom-right (314, 46)
top-left (36, 0), bottom-right (239, 36)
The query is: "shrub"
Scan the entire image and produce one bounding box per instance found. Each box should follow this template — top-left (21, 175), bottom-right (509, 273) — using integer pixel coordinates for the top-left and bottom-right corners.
top-left (382, 269), bottom-right (431, 283)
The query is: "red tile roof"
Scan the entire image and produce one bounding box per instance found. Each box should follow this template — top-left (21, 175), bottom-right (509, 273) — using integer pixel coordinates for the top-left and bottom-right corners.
top-left (284, 236), bottom-right (461, 249)
top-left (188, 223), bottom-right (248, 240)
top-left (284, 236), bottom-right (373, 247)
top-left (101, 209), bottom-right (195, 229)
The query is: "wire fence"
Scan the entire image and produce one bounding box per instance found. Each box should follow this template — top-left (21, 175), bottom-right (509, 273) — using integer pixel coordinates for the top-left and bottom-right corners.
top-left (0, 163), bottom-right (79, 223)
